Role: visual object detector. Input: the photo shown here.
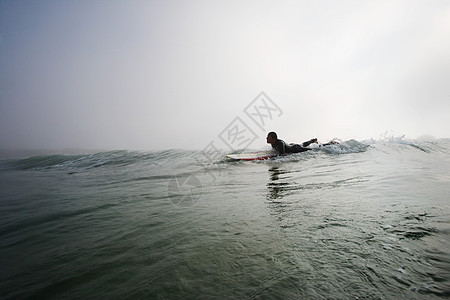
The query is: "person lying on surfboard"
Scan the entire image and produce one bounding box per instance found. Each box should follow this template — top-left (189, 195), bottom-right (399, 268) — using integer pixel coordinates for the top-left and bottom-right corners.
top-left (266, 131), bottom-right (338, 155)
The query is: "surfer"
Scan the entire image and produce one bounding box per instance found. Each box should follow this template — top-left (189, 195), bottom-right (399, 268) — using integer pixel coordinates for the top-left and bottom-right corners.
top-left (266, 132), bottom-right (338, 155)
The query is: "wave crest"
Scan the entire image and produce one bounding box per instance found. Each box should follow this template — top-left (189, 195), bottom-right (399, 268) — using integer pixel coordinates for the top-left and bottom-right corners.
top-left (7, 149), bottom-right (196, 171)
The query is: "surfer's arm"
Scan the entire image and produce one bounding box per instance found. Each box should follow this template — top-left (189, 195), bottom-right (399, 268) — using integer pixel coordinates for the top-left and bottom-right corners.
top-left (274, 140), bottom-right (286, 155)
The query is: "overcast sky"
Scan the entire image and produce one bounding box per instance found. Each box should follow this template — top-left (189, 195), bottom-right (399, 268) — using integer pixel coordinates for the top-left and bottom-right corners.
top-left (1, 0), bottom-right (449, 151)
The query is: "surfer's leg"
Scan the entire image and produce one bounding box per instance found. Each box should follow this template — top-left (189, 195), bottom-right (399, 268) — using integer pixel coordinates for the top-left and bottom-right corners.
top-left (320, 140), bottom-right (339, 147)
top-left (291, 144), bottom-right (311, 153)
top-left (302, 138), bottom-right (318, 147)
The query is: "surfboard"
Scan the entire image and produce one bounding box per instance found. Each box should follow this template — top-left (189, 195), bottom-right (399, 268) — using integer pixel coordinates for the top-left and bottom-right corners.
top-left (226, 151), bottom-right (277, 161)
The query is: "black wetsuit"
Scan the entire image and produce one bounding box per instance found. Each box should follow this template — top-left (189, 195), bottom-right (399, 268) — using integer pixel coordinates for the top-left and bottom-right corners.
top-left (272, 139), bottom-right (317, 155)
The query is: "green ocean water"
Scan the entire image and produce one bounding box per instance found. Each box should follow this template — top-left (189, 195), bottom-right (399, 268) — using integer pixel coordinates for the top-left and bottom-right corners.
top-left (1, 138), bottom-right (449, 299)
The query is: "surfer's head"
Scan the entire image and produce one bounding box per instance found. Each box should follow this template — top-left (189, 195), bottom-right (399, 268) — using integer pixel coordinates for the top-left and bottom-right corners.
top-left (267, 132), bottom-right (277, 144)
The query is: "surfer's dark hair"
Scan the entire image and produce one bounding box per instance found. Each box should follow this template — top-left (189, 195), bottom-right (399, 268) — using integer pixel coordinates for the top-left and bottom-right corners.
top-left (268, 132), bottom-right (277, 139)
